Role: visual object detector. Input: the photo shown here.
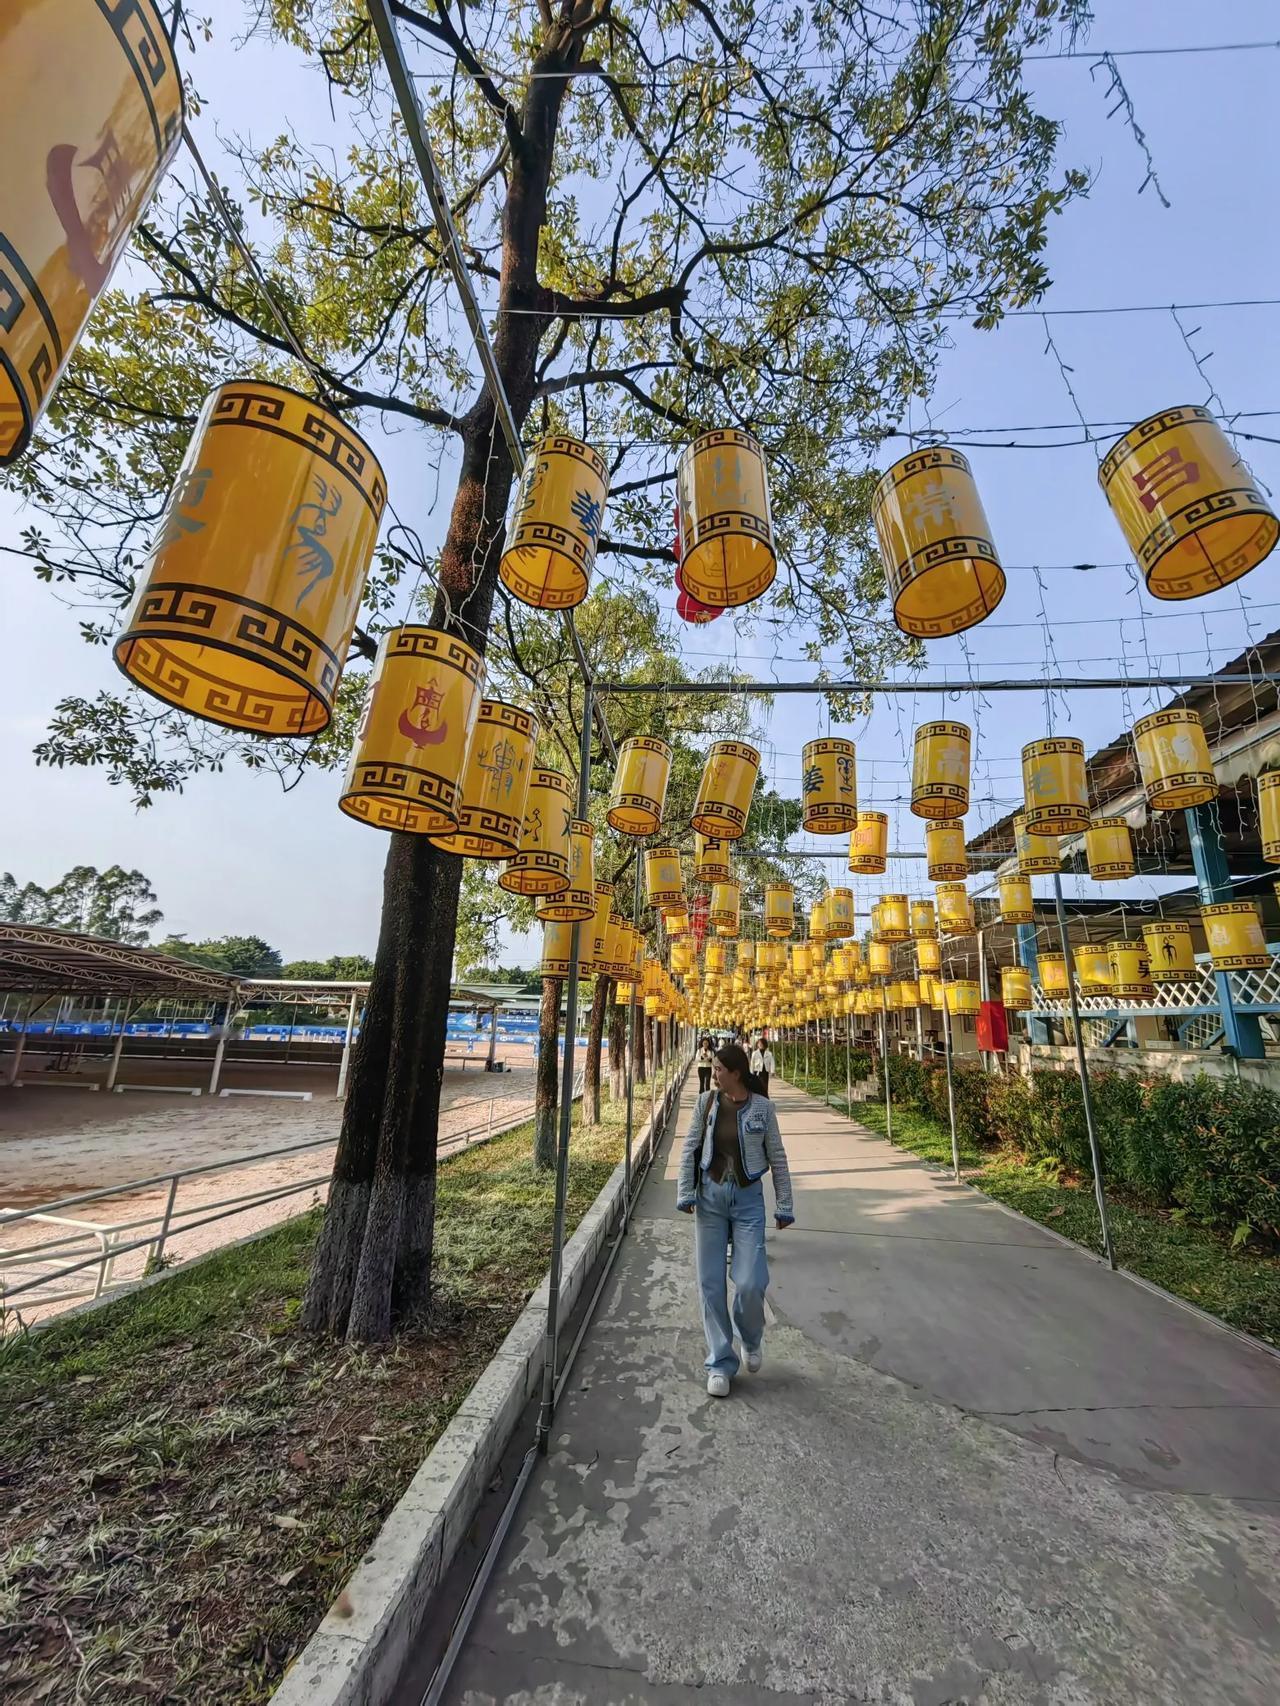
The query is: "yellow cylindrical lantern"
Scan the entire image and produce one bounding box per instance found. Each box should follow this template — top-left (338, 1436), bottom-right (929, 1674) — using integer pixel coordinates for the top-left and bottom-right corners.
top-left (711, 878), bottom-right (742, 937)
top-left (1, 0), bottom-right (184, 466)
top-left (692, 741), bottom-right (760, 840)
top-left (706, 940), bottom-right (728, 975)
top-left (608, 737), bottom-right (672, 836)
top-left (537, 820), bottom-right (595, 922)
top-left (1201, 902), bottom-right (1269, 971)
top-left (1015, 813), bottom-right (1060, 875)
top-left (1038, 954), bottom-right (1069, 996)
top-left (1073, 945), bottom-right (1112, 991)
top-left (998, 873), bottom-right (1034, 924)
top-left (499, 767), bottom-right (572, 895)
top-left (581, 882), bottom-right (614, 974)
top-left (1107, 938), bottom-right (1155, 998)
top-left (791, 944), bottom-right (812, 978)
top-left (869, 941), bottom-right (892, 978)
top-left (675, 428), bottom-right (776, 607)
top-left (916, 936), bottom-right (941, 974)
top-left (1142, 920), bottom-right (1197, 982)
top-left (826, 888), bottom-right (855, 938)
top-left (809, 902), bottom-right (829, 944)
top-left (1132, 709), bottom-right (1217, 810)
top-left (339, 627), bottom-right (483, 835)
top-left (541, 920), bottom-right (574, 978)
top-left (1022, 737), bottom-right (1089, 834)
top-left (606, 915), bottom-right (634, 981)
top-left (1001, 966), bottom-right (1033, 1010)
top-left (911, 721), bottom-right (971, 822)
top-left (429, 700), bottom-right (538, 859)
top-left (910, 899), bottom-right (937, 940)
top-left (763, 882), bottom-right (794, 937)
top-left (117, 382), bottom-right (385, 735)
top-left (1259, 773), bottom-right (1280, 863)
top-left (878, 894), bottom-right (910, 942)
top-left (801, 738), bottom-right (857, 833)
top-left (896, 978), bottom-right (920, 1009)
top-left (696, 832), bottom-right (732, 884)
top-left (499, 435), bottom-right (608, 609)
top-left (645, 846), bottom-right (685, 910)
top-left (871, 447), bottom-right (1006, 637)
top-left (848, 811), bottom-right (889, 875)
top-left (1085, 816), bottom-right (1136, 881)
top-left (614, 980), bottom-right (633, 1005)
top-left (664, 906), bottom-right (691, 937)
top-left (737, 940), bottom-right (757, 972)
top-left (946, 980), bottom-right (981, 1016)
top-left (926, 821), bottom-right (968, 882)
top-left (644, 994), bottom-right (661, 1017)
top-left (1099, 405), bottom-right (1279, 600)
top-left (936, 882), bottom-right (974, 936)
top-left (882, 983), bottom-right (901, 1011)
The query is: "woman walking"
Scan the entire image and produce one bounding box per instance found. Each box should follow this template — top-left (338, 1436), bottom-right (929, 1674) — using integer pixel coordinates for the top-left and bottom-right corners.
top-left (749, 1033), bottom-right (774, 1100)
top-left (676, 1042), bottom-right (794, 1397)
top-left (695, 1034), bottom-right (714, 1094)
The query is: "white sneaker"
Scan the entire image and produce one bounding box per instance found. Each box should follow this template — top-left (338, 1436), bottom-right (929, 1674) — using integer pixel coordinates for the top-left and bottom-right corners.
top-left (744, 1347), bottom-right (763, 1374)
top-left (706, 1372), bottom-right (731, 1398)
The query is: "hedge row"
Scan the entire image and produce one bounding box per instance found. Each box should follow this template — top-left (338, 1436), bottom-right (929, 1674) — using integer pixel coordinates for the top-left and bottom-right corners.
top-left (774, 1041), bottom-right (873, 1089)
top-left (874, 1054), bottom-right (1280, 1244)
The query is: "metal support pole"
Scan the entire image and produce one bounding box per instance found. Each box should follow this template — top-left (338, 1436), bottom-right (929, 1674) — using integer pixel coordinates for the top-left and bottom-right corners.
top-left (208, 1026), bottom-right (228, 1096)
top-left (941, 999), bottom-right (961, 1181)
top-left (879, 997), bottom-right (893, 1143)
top-left (623, 859), bottom-right (641, 1228)
top-left (486, 1003), bottom-right (498, 1071)
top-left (1053, 874), bottom-right (1115, 1268)
top-left (105, 996), bottom-right (135, 1093)
top-left (336, 989), bottom-right (359, 1097)
top-left (537, 686), bottom-right (593, 1453)
top-left (915, 1006), bottom-right (925, 1062)
top-left (823, 1018), bottom-right (830, 1103)
top-left (6, 996), bottom-right (51, 1086)
top-left (153, 1174), bottom-right (180, 1265)
top-left (805, 1020), bottom-right (811, 1083)
top-left (844, 1020), bottom-right (852, 1109)
top-left (1186, 803), bottom-right (1265, 1060)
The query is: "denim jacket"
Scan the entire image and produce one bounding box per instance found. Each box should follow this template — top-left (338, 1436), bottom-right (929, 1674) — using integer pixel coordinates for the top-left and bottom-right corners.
top-left (676, 1090), bottom-right (794, 1223)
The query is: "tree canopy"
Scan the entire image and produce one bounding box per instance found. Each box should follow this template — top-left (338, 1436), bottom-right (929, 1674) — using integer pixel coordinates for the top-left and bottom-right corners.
top-left (2, 0), bottom-right (1088, 805)
top-left (0, 865), bottom-right (163, 945)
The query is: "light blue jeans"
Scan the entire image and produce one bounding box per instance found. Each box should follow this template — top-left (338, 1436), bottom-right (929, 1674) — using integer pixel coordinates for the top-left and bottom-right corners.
top-left (695, 1174), bottom-right (769, 1377)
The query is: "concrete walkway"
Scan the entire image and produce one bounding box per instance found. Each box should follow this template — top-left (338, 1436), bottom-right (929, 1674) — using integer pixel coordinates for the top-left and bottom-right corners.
top-left (439, 1079), bottom-right (1280, 1705)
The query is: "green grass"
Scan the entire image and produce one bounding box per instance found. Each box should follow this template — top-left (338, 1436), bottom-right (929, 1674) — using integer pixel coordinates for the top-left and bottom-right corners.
top-left (846, 1094), bottom-right (1280, 1349)
top-left (0, 1094), bottom-right (634, 1706)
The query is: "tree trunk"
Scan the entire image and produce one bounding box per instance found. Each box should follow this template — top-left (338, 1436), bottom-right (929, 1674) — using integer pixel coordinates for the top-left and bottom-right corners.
top-left (534, 975), bottom-right (561, 1171)
top-left (300, 32), bottom-right (583, 1341)
top-left (608, 996), bottom-right (626, 1103)
top-left (634, 1006), bottom-right (647, 1086)
top-left (582, 976), bottom-right (609, 1125)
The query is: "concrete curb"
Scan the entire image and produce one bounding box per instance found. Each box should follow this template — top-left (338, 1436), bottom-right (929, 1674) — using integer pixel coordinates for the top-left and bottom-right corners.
top-left (271, 1078), bottom-right (684, 1706)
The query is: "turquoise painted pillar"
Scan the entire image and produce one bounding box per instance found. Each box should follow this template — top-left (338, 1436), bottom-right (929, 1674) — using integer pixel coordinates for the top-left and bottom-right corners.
top-left (1185, 804), bottom-right (1264, 1060)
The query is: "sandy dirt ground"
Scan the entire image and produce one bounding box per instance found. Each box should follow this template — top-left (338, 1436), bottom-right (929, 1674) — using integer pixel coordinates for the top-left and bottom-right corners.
top-left (0, 1044), bottom-right (539, 1328)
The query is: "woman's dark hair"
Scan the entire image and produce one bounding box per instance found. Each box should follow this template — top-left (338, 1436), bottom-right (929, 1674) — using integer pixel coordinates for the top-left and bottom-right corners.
top-left (715, 1041), bottom-right (762, 1096)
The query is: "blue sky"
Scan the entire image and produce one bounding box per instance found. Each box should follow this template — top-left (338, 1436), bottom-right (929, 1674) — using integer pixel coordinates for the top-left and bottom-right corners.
top-left (2, 3), bottom-right (1278, 961)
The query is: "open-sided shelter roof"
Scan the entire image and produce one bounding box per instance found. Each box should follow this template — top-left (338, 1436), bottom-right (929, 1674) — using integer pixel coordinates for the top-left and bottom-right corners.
top-left (0, 926), bottom-right (241, 1000)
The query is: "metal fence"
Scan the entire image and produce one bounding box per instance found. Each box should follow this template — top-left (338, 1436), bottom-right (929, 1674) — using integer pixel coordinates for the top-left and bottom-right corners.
top-left (0, 1075), bottom-right (581, 1328)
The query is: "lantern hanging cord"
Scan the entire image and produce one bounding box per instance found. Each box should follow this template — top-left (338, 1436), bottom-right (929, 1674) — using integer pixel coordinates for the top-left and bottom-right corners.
top-left (180, 127), bottom-right (340, 410)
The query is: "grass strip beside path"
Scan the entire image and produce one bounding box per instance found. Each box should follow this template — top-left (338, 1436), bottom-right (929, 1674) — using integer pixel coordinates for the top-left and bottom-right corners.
top-left (1, 1096), bottom-right (636, 1705)
top-left (841, 1091), bottom-right (1280, 1350)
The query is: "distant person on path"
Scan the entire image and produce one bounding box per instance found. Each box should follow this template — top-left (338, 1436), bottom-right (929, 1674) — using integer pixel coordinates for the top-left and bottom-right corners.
top-left (749, 1035), bottom-right (774, 1100)
top-left (696, 1035), bottom-right (714, 1095)
top-left (676, 1042), bottom-right (794, 1397)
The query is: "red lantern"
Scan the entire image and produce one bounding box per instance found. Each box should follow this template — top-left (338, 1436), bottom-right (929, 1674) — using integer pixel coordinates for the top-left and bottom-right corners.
top-left (675, 559), bottom-right (724, 624)
top-left (691, 890), bottom-right (710, 949)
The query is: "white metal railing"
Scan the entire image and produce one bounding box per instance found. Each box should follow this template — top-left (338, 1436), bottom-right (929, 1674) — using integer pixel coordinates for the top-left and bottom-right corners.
top-left (1030, 952), bottom-right (1280, 1021)
top-left (0, 1078), bottom-right (581, 1329)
